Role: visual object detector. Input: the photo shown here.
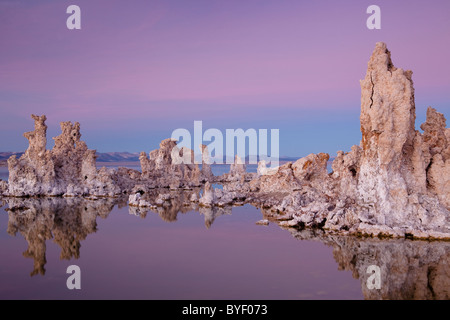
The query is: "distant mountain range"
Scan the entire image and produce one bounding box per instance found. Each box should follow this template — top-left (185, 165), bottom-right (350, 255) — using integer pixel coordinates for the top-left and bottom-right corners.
top-left (0, 152), bottom-right (140, 163)
top-left (0, 152), bottom-right (24, 162)
top-left (0, 152), bottom-right (329, 164)
top-left (94, 152), bottom-right (141, 162)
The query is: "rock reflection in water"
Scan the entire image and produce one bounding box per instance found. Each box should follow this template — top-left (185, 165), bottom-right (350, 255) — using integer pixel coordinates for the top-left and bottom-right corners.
top-left (2, 195), bottom-right (449, 299)
top-left (3, 190), bottom-right (233, 277)
top-left (5, 197), bottom-right (116, 276)
top-left (283, 227), bottom-right (450, 300)
top-left (127, 188), bottom-right (232, 228)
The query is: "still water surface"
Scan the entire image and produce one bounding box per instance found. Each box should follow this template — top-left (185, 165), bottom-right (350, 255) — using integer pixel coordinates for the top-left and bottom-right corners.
top-left (0, 197), bottom-right (364, 299)
top-left (0, 165), bottom-right (448, 300)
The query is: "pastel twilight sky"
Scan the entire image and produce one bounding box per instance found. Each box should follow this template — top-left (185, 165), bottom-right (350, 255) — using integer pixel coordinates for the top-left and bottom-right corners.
top-left (0, 0), bottom-right (449, 157)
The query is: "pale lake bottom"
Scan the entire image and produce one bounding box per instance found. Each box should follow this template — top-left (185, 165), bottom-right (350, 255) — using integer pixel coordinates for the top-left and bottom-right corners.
top-left (0, 165), bottom-right (448, 300)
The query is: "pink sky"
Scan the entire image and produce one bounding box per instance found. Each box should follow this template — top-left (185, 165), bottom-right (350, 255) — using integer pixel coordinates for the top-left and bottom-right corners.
top-left (0, 0), bottom-right (449, 155)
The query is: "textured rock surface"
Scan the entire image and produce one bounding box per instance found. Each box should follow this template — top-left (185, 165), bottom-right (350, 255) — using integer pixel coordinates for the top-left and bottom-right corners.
top-left (200, 144), bottom-right (214, 181)
top-left (219, 155), bottom-right (255, 184)
top-left (354, 42), bottom-right (431, 234)
top-left (229, 155), bottom-right (246, 180)
top-left (249, 153), bottom-right (330, 194)
top-left (7, 115), bottom-right (120, 197)
top-left (139, 139), bottom-right (205, 189)
top-left (125, 188), bottom-right (231, 227)
top-left (421, 107), bottom-right (450, 209)
top-left (346, 43), bottom-right (449, 238)
top-left (231, 42), bottom-right (450, 239)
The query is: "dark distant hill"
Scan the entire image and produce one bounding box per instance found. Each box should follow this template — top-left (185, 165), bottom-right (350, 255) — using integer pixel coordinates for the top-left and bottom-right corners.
top-left (0, 151), bottom-right (140, 163)
top-left (0, 152), bottom-right (330, 164)
top-left (0, 152), bottom-right (24, 161)
top-left (96, 152), bottom-right (140, 162)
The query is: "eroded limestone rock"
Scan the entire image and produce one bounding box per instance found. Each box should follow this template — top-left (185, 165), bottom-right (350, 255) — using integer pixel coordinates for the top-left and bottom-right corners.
top-left (347, 42), bottom-right (449, 238)
top-left (231, 42), bottom-right (450, 239)
top-left (421, 107), bottom-right (450, 209)
top-left (139, 139), bottom-right (204, 189)
top-left (200, 144), bottom-right (214, 181)
top-left (7, 115), bottom-right (120, 197)
top-left (218, 155), bottom-right (255, 184)
top-left (0, 179), bottom-right (7, 196)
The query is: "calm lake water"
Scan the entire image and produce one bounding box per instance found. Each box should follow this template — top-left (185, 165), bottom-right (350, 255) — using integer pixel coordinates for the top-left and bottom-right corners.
top-left (0, 166), bottom-right (448, 300)
top-left (0, 167), bottom-right (8, 181)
